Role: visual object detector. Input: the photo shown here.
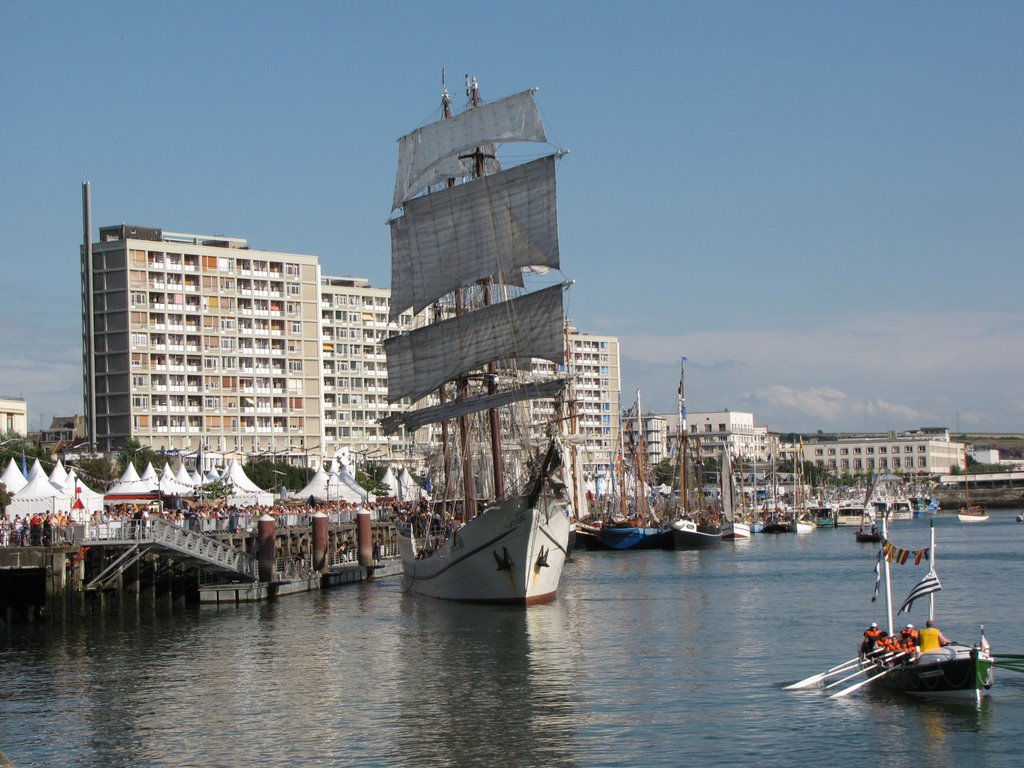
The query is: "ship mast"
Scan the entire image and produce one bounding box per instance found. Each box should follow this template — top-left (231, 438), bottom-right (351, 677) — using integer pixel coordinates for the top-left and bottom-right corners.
top-left (677, 356), bottom-right (688, 515)
top-left (437, 73), bottom-right (454, 501)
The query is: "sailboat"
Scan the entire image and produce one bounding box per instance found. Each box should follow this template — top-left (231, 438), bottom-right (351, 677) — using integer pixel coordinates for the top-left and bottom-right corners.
top-left (719, 447), bottom-right (750, 540)
top-left (957, 455), bottom-right (988, 522)
top-left (666, 358), bottom-right (722, 549)
top-left (381, 77), bottom-right (573, 604)
top-left (595, 392), bottom-right (667, 550)
top-left (854, 474), bottom-right (882, 543)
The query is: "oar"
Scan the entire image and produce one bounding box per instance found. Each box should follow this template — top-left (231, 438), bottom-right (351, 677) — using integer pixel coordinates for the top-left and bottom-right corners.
top-left (829, 659), bottom-right (905, 699)
top-left (823, 652), bottom-right (905, 690)
top-left (784, 648), bottom-right (887, 690)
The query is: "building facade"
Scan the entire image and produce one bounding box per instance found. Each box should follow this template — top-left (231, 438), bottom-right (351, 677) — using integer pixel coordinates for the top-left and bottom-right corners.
top-left (0, 396), bottom-right (28, 436)
top-left (83, 225), bottom-right (327, 465)
top-left (799, 428), bottom-right (964, 476)
top-left (533, 328), bottom-right (621, 485)
top-left (318, 276), bottom-right (416, 465)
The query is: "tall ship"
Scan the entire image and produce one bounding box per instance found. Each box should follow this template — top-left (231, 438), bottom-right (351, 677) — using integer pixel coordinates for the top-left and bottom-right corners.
top-left (381, 77), bottom-right (573, 604)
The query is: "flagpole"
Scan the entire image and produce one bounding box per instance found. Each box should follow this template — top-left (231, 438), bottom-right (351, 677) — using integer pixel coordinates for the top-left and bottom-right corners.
top-left (928, 519), bottom-right (936, 622)
top-left (881, 506), bottom-right (894, 636)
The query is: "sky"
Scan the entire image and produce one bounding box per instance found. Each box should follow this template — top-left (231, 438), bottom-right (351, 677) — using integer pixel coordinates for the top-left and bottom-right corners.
top-left (3, 1), bottom-right (1022, 435)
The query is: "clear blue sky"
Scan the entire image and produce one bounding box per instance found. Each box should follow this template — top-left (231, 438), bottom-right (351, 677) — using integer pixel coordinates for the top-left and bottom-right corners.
top-left (3, 1), bottom-right (1022, 434)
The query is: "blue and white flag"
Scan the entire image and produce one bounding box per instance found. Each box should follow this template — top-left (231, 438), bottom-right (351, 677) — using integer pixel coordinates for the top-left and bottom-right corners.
top-left (897, 569), bottom-right (942, 614)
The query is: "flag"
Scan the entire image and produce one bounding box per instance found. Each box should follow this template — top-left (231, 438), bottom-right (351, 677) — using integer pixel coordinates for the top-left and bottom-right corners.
top-left (980, 625), bottom-right (990, 653)
top-left (871, 550), bottom-right (882, 603)
top-left (897, 570), bottom-right (942, 614)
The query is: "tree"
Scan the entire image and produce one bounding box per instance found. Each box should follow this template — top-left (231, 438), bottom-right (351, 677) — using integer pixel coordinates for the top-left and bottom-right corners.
top-left (0, 481), bottom-right (11, 513)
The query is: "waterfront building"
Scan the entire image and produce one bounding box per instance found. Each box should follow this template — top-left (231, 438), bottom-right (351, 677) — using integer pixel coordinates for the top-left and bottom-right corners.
top-left (318, 276), bottom-right (417, 466)
top-left (0, 396), bottom-right (27, 436)
top-left (798, 428), bottom-right (964, 477)
top-left (82, 224), bottom-right (326, 466)
top-left (532, 328), bottom-right (621, 488)
top-left (661, 410), bottom-right (776, 464)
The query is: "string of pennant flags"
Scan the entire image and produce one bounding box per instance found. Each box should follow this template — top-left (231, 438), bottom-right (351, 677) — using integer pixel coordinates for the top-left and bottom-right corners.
top-left (880, 537), bottom-right (930, 566)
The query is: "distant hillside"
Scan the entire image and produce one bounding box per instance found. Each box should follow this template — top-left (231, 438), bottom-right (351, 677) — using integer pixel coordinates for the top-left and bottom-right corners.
top-left (952, 433), bottom-right (1024, 458)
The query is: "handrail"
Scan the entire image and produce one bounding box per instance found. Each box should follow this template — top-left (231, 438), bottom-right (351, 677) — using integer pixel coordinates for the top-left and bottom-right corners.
top-left (84, 518), bottom-right (257, 580)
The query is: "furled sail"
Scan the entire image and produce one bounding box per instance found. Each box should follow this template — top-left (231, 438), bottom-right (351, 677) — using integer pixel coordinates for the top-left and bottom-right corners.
top-left (380, 378), bottom-right (568, 434)
top-left (389, 155), bottom-right (559, 320)
top-left (384, 283), bottom-right (566, 403)
top-left (393, 89), bottom-right (547, 208)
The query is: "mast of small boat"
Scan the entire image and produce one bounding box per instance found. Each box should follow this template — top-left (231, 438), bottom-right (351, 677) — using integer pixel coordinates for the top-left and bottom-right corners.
top-left (616, 397), bottom-right (628, 517)
top-left (880, 501), bottom-right (895, 636)
top-left (928, 518), bottom-right (936, 622)
top-left (677, 356), bottom-right (688, 516)
top-left (562, 321), bottom-right (584, 523)
top-left (636, 389), bottom-right (649, 520)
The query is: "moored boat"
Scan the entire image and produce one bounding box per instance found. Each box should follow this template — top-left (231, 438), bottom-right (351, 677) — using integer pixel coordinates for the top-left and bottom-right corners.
top-left (957, 505), bottom-right (989, 523)
top-left (383, 79), bottom-right (574, 603)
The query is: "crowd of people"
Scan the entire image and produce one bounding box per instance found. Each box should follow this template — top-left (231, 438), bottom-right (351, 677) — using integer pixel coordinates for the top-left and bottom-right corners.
top-left (860, 618), bottom-right (952, 657)
top-left (1, 495), bottom-right (419, 548)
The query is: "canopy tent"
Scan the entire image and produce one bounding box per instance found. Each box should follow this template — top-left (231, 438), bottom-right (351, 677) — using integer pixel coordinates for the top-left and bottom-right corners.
top-left (331, 459), bottom-right (375, 502)
top-left (6, 471), bottom-right (66, 518)
top-left (380, 467), bottom-right (399, 497)
top-left (26, 458), bottom-right (46, 481)
top-left (48, 460), bottom-right (69, 487)
top-left (103, 461), bottom-right (158, 504)
top-left (61, 469), bottom-right (105, 521)
top-left (397, 467), bottom-right (422, 501)
top-left (292, 464), bottom-right (365, 503)
top-left (219, 460), bottom-right (274, 507)
top-left (1, 457), bottom-right (27, 493)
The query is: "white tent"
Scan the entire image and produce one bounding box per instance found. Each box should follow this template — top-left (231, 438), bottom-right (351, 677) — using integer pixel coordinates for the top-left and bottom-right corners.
top-left (139, 462), bottom-right (158, 486)
top-left (220, 460), bottom-right (274, 507)
top-left (292, 464), bottom-right (364, 503)
top-left (6, 471), bottom-right (65, 518)
top-left (1, 457), bottom-right (27, 493)
top-left (334, 460), bottom-right (375, 502)
top-left (104, 462), bottom-right (158, 503)
top-left (61, 469), bottom-right (105, 521)
top-left (175, 464), bottom-right (196, 487)
top-left (157, 463), bottom-right (196, 499)
top-left (380, 467), bottom-right (399, 497)
top-left (397, 468), bottom-right (421, 501)
top-left (26, 458), bottom-right (46, 481)
top-left (48, 460), bottom-right (69, 487)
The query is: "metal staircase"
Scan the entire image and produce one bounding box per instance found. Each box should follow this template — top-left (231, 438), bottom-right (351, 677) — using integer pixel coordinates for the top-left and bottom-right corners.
top-left (83, 518), bottom-right (258, 588)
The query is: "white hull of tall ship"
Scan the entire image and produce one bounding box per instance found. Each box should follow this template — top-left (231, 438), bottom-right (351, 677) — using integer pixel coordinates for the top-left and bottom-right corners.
top-left (721, 521), bottom-right (751, 540)
top-left (397, 495), bottom-right (571, 605)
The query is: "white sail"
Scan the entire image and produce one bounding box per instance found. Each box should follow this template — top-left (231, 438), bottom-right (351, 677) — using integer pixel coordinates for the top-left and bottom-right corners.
top-left (393, 89), bottom-right (547, 207)
top-left (383, 283), bottom-right (566, 404)
top-left (389, 155), bottom-right (559, 319)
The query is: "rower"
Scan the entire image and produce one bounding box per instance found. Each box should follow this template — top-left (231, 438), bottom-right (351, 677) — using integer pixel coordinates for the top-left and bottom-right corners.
top-left (861, 622), bottom-right (884, 654)
top-left (918, 619), bottom-right (951, 652)
top-left (900, 623), bottom-right (919, 651)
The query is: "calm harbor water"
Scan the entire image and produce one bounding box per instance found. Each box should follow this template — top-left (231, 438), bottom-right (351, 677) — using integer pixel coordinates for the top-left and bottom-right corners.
top-left (2, 510), bottom-right (1023, 767)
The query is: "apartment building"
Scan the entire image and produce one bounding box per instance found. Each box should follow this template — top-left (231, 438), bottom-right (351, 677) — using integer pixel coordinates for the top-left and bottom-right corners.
top-left (534, 328), bottom-right (621, 484)
top-left (319, 276), bottom-right (416, 464)
top-left (0, 396), bottom-right (27, 436)
top-left (83, 224), bottom-right (325, 464)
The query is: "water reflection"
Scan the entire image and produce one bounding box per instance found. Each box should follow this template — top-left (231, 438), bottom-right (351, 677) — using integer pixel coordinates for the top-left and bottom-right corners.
top-left (392, 596), bottom-right (576, 767)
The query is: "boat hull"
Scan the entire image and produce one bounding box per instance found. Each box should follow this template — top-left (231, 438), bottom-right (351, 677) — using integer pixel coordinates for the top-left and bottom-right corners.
top-left (868, 646), bottom-right (994, 698)
top-left (721, 522), bottom-right (751, 540)
top-left (396, 494), bottom-right (571, 604)
top-left (958, 513), bottom-right (990, 523)
top-left (596, 525), bottom-right (667, 550)
top-left (667, 519), bottom-right (722, 549)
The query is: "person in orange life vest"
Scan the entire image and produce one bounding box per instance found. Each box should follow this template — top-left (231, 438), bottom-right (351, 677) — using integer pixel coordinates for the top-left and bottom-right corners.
top-left (918, 619), bottom-right (951, 652)
top-left (861, 622), bottom-right (884, 654)
top-left (900, 623), bottom-right (919, 650)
